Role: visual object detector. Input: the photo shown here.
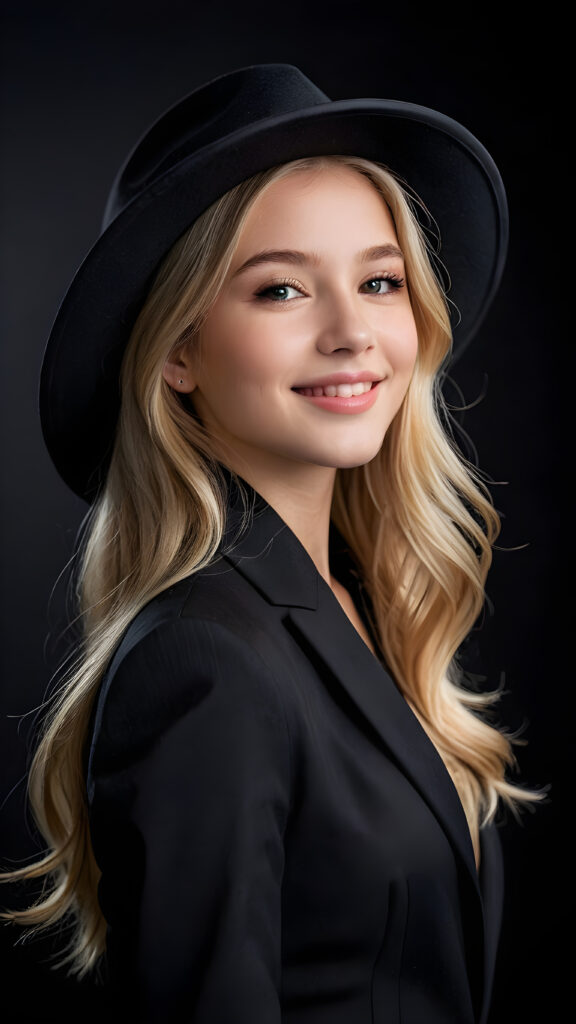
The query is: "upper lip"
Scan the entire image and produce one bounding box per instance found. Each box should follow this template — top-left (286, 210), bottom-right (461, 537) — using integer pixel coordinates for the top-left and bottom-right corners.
top-left (292, 371), bottom-right (383, 389)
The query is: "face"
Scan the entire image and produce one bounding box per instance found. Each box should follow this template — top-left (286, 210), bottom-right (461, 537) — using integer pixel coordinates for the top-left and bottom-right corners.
top-left (166, 164), bottom-right (418, 486)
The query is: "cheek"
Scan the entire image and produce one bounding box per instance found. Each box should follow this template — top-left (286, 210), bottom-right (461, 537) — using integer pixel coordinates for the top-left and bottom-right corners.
top-left (405, 332), bottom-right (420, 373)
top-left (195, 318), bottom-right (253, 387)
top-left (387, 316), bottom-right (419, 377)
top-left (402, 308), bottom-right (419, 359)
top-left (200, 315), bottom-right (290, 389)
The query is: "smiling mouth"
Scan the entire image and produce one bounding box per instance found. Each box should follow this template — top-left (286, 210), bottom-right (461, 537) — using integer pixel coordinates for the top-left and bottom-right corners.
top-left (292, 381), bottom-right (377, 398)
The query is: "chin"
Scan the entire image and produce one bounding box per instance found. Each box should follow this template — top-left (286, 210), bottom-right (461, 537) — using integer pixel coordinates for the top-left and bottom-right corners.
top-left (332, 453), bottom-right (383, 470)
top-left (311, 439), bottom-right (386, 470)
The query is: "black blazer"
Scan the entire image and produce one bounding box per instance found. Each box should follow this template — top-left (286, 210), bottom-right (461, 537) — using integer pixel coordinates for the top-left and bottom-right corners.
top-left (87, 482), bottom-right (503, 1024)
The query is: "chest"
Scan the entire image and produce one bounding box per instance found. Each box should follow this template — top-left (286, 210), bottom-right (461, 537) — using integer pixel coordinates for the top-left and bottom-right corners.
top-left (330, 577), bottom-right (378, 656)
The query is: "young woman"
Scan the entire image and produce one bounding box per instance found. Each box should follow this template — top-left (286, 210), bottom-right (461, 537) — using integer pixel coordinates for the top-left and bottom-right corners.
top-left (2, 64), bottom-right (538, 1023)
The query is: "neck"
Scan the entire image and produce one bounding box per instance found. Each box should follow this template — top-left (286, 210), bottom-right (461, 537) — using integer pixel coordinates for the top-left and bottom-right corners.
top-left (225, 460), bottom-right (337, 585)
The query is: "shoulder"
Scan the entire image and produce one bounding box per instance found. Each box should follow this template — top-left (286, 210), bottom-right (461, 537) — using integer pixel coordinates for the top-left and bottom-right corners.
top-left (103, 555), bottom-right (266, 677)
top-left (87, 562), bottom-right (293, 791)
top-left (101, 553), bottom-right (281, 703)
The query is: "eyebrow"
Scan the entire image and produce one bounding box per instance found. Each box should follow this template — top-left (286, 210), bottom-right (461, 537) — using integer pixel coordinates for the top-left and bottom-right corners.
top-left (231, 243), bottom-right (404, 278)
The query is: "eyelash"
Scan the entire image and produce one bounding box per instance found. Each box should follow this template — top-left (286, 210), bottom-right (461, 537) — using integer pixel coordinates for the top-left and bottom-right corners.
top-left (360, 273), bottom-right (405, 295)
top-left (255, 273), bottom-right (405, 302)
top-left (254, 277), bottom-right (304, 302)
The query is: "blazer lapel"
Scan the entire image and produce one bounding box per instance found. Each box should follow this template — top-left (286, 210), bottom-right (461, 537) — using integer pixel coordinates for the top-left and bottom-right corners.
top-left (288, 590), bottom-right (481, 887)
top-left (285, 590), bottom-right (491, 1017)
top-left (222, 480), bottom-right (480, 891)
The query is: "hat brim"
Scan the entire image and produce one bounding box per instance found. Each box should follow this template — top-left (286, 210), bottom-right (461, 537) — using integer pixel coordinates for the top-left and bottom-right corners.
top-left (40, 98), bottom-right (508, 501)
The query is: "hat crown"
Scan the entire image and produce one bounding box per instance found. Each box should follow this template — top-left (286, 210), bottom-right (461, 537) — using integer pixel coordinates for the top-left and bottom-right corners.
top-left (103, 64), bottom-right (329, 227)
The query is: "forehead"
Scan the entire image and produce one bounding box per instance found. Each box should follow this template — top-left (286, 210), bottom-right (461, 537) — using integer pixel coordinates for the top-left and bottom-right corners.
top-left (233, 164), bottom-right (398, 254)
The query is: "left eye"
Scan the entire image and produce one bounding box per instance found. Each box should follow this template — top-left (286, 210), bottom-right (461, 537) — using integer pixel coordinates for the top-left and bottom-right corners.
top-left (256, 283), bottom-right (302, 301)
top-left (360, 276), bottom-right (401, 295)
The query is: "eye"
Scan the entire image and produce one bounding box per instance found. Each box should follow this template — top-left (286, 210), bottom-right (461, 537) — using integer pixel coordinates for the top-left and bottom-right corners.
top-left (255, 281), bottom-right (304, 302)
top-left (360, 274), bottom-right (404, 295)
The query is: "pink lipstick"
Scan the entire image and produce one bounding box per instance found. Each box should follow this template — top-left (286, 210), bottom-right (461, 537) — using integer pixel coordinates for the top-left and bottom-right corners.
top-left (292, 377), bottom-right (382, 414)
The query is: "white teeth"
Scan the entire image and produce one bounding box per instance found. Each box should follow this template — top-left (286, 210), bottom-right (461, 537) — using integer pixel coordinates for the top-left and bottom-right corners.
top-left (297, 381), bottom-right (374, 397)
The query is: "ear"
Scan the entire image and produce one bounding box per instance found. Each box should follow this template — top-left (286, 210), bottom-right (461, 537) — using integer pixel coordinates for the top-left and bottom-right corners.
top-left (162, 345), bottom-right (197, 394)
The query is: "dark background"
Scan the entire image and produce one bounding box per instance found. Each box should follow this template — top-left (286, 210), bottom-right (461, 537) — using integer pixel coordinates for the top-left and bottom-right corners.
top-left (0, 3), bottom-right (569, 1021)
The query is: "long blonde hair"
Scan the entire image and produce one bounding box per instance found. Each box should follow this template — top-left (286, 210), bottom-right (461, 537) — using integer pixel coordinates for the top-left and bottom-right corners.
top-left (1, 155), bottom-right (539, 975)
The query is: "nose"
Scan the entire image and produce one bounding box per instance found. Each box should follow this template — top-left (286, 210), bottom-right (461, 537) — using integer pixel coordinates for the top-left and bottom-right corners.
top-left (314, 291), bottom-right (376, 356)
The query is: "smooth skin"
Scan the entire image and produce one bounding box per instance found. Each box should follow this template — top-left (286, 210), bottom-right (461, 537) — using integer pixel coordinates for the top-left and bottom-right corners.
top-left (163, 165), bottom-right (418, 636)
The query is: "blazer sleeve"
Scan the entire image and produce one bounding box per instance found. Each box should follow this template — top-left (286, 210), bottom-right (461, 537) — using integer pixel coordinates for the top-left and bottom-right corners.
top-left (89, 616), bottom-right (293, 1023)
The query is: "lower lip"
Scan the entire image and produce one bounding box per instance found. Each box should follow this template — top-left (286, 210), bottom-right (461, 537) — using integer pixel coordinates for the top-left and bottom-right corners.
top-left (292, 382), bottom-right (381, 414)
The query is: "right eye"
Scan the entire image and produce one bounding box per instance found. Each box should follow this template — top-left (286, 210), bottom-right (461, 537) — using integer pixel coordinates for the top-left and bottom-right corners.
top-left (255, 281), bottom-right (304, 302)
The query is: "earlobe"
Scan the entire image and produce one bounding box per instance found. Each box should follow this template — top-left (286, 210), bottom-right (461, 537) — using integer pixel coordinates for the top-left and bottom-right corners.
top-left (162, 352), bottom-right (197, 393)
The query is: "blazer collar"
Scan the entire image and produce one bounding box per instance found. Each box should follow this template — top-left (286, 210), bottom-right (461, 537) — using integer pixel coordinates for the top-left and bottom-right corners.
top-left (220, 474), bottom-right (319, 609)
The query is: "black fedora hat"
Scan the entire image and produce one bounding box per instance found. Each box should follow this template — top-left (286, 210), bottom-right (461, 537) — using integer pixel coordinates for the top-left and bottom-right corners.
top-left (39, 63), bottom-right (508, 502)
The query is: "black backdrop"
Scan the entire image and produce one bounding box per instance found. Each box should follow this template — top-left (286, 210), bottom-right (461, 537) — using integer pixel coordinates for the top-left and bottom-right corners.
top-left (0, 4), bottom-right (569, 1021)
